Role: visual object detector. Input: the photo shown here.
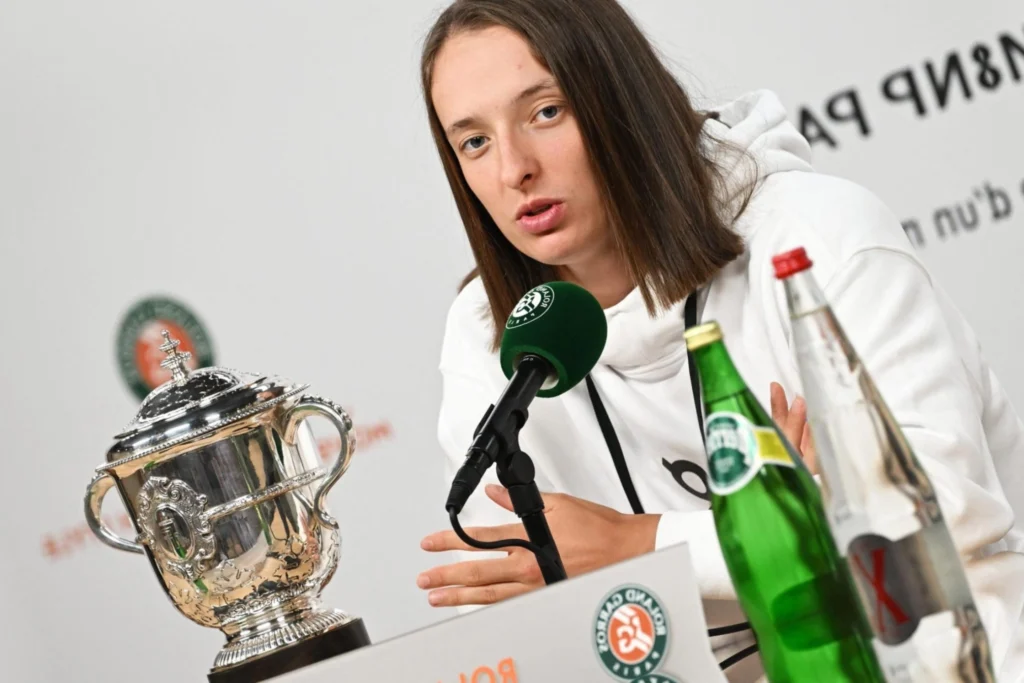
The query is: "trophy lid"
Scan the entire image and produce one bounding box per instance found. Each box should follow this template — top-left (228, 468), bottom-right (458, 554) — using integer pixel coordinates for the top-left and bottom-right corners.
top-left (101, 331), bottom-right (307, 470)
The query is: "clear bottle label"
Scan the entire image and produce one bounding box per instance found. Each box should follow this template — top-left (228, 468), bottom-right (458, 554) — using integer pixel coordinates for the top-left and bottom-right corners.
top-left (846, 524), bottom-right (974, 647)
top-left (705, 412), bottom-right (794, 495)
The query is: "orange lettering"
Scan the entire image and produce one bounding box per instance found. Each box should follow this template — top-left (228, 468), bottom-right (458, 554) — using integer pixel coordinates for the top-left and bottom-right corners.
top-left (471, 667), bottom-right (496, 683)
top-left (317, 437), bottom-right (341, 462)
top-left (318, 421), bottom-right (392, 457)
top-left (368, 422), bottom-right (394, 441)
top-left (62, 524), bottom-right (90, 554)
top-left (497, 658), bottom-right (518, 683)
top-left (41, 535), bottom-right (62, 560)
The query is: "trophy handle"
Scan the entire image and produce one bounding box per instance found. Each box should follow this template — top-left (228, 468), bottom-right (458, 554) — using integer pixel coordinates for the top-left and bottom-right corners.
top-left (84, 471), bottom-right (145, 554)
top-left (283, 395), bottom-right (356, 530)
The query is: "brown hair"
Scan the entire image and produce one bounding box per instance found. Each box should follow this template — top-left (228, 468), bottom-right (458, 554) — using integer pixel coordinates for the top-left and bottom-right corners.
top-left (421, 0), bottom-right (749, 349)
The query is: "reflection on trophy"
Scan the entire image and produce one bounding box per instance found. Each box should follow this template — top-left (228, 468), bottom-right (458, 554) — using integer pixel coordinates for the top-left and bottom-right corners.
top-left (84, 332), bottom-right (371, 682)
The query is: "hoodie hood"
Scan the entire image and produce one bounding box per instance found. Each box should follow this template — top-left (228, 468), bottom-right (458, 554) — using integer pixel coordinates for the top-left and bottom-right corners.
top-left (703, 89), bottom-right (814, 218)
top-left (599, 90), bottom-right (812, 378)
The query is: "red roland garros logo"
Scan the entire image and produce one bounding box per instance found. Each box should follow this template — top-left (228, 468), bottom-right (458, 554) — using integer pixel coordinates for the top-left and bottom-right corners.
top-left (593, 585), bottom-right (681, 683)
top-left (115, 296), bottom-right (214, 400)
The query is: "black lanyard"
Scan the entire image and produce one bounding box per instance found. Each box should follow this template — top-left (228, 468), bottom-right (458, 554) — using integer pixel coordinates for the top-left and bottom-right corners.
top-left (584, 292), bottom-right (704, 515)
top-left (583, 291), bottom-right (758, 667)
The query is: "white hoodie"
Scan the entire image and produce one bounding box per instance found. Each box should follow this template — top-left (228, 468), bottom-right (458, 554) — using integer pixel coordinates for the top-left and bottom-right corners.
top-left (436, 90), bottom-right (1024, 682)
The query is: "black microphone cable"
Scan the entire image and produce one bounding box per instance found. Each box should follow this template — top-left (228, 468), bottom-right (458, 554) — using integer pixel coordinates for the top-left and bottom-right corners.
top-left (448, 508), bottom-right (544, 557)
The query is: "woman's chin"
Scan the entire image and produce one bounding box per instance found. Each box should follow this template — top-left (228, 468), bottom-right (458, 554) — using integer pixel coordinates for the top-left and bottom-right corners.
top-left (528, 251), bottom-right (575, 270)
top-left (521, 232), bottom-right (585, 269)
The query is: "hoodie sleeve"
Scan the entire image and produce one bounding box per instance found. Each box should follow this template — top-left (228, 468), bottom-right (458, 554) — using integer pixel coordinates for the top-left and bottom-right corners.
top-left (651, 224), bottom-right (1021, 614)
top-left (655, 510), bottom-right (738, 601)
top-left (816, 246), bottom-right (1024, 672)
top-left (820, 247), bottom-right (1015, 557)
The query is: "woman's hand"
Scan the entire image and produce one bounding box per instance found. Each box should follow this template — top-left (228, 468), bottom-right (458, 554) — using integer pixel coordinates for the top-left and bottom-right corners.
top-left (770, 381), bottom-right (817, 474)
top-left (417, 484), bottom-right (660, 608)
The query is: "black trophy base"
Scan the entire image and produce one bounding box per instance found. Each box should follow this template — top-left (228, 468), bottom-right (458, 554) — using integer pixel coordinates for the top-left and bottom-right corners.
top-left (207, 617), bottom-right (371, 683)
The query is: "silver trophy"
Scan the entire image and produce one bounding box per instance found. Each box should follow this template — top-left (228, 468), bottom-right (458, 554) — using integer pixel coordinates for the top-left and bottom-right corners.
top-left (84, 332), bottom-right (370, 682)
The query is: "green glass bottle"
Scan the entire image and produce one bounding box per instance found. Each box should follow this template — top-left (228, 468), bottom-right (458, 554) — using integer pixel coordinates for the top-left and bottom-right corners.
top-left (684, 322), bottom-right (884, 682)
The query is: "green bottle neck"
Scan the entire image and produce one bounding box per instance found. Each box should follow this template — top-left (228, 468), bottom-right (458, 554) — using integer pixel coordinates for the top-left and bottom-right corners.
top-left (692, 340), bottom-right (747, 405)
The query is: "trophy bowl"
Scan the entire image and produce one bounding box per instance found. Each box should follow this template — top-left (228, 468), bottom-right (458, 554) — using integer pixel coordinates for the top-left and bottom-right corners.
top-left (84, 332), bottom-right (370, 682)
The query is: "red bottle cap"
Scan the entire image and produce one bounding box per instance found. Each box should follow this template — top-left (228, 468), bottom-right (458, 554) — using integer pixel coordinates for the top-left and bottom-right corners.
top-left (772, 247), bottom-right (813, 279)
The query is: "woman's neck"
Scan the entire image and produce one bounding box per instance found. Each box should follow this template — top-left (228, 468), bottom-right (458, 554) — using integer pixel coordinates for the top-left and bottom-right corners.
top-left (555, 248), bottom-right (634, 309)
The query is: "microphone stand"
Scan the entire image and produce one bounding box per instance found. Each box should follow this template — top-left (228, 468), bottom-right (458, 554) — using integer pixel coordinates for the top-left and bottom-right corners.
top-left (495, 430), bottom-right (567, 586)
top-left (449, 355), bottom-right (568, 586)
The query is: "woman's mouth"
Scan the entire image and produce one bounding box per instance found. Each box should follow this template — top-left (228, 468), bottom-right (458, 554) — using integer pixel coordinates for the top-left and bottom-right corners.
top-left (516, 202), bottom-right (566, 234)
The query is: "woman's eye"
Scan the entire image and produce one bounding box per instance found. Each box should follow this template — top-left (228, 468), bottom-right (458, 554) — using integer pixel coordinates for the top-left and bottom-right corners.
top-left (461, 136), bottom-right (487, 152)
top-left (536, 105), bottom-right (561, 121)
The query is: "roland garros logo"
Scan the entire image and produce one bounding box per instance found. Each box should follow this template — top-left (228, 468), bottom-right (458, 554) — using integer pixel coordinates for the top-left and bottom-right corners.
top-left (593, 585), bottom-right (680, 683)
top-left (115, 296), bottom-right (214, 400)
top-left (506, 284), bottom-right (554, 329)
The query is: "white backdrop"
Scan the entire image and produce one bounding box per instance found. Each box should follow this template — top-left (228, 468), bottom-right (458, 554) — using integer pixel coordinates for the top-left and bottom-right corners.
top-left (0, 1), bottom-right (1021, 681)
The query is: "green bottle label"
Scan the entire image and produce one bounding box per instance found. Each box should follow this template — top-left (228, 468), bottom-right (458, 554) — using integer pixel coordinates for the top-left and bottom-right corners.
top-left (705, 412), bottom-right (794, 495)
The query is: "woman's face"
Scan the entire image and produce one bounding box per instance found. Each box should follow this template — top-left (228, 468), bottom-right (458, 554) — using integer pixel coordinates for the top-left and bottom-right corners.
top-left (431, 26), bottom-right (610, 271)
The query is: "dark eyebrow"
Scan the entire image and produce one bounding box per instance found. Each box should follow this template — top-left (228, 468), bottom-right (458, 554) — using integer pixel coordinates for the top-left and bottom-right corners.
top-left (444, 78), bottom-right (560, 139)
top-left (512, 77), bottom-right (559, 106)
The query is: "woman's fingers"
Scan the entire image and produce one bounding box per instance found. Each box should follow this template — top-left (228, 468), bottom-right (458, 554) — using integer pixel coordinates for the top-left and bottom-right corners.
top-left (770, 382), bottom-right (789, 425)
top-left (426, 582), bottom-right (532, 607)
top-left (417, 555), bottom-right (530, 591)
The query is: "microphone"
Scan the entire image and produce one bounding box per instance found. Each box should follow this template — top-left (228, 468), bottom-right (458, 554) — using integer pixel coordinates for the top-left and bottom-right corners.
top-left (446, 281), bottom-right (608, 514)
top-left (444, 281), bottom-right (607, 586)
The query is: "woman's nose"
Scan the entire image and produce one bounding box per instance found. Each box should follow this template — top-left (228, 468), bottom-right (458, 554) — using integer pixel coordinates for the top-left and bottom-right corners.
top-left (498, 134), bottom-right (539, 190)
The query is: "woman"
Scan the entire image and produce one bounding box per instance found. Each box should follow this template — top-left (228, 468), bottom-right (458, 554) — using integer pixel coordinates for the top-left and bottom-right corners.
top-left (414, 0), bottom-right (1024, 680)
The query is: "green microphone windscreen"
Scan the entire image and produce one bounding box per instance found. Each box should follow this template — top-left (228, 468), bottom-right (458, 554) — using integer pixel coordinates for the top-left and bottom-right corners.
top-left (500, 281), bottom-right (608, 398)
